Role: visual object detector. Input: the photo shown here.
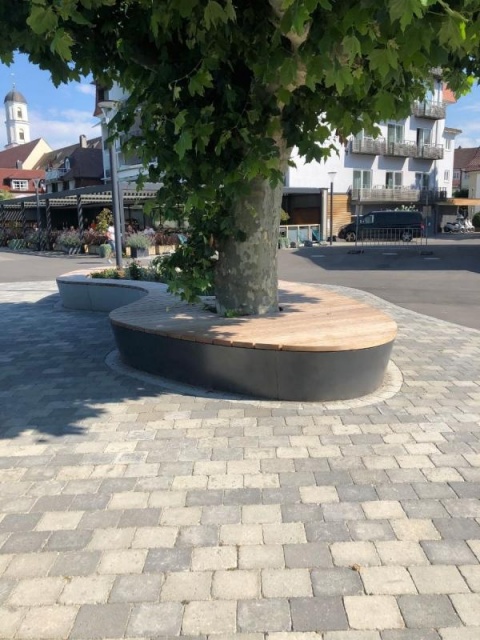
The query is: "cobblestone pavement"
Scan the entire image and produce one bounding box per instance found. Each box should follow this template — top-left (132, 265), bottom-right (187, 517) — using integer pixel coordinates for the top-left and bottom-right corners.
top-left (1, 281), bottom-right (480, 640)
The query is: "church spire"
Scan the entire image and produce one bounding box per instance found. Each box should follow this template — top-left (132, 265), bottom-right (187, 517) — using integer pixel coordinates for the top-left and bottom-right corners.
top-left (4, 84), bottom-right (30, 149)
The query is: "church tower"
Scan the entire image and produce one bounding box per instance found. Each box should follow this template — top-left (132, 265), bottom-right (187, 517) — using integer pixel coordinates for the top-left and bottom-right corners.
top-left (4, 86), bottom-right (30, 149)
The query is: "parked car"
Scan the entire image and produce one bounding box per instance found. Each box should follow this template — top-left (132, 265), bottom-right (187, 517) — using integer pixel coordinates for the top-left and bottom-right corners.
top-left (338, 210), bottom-right (424, 242)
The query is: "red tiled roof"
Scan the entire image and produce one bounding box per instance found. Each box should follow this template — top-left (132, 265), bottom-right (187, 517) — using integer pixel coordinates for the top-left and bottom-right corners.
top-left (0, 168), bottom-right (45, 194)
top-left (453, 147), bottom-right (480, 171)
top-left (443, 84), bottom-right (456, 104)
top-left (0, 139), bottom-right (49, 169)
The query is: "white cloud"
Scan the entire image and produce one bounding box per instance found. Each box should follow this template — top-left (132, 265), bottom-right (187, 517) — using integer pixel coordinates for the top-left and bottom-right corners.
top-left (0, 108), bottom-right (100, 150)
top-left (75, 83), bottom-right (95, 96)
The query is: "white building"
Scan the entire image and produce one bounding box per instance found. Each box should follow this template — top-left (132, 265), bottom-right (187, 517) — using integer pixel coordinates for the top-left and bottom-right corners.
top-left (4, 88), bottom-right (31, 149)
top-left (287, 80), bottom-right (459, 221)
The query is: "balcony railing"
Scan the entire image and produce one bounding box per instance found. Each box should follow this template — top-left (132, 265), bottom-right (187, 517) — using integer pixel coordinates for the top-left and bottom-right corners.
top-left (351, 136), bottom-right (444, 160)
top-left (419, 144), bottom-right (444, 160)
top-left (384, 141), bottom-right (419, 158)
top-left (45, 168), bottom-right (68, 182)
top-left (412, 100), bottom-right (446, 119)
top-left (351, 138), bottom-right (387, 155)
top-left (350, 187), bottom-right (447, 203)
top-left (385, 140), bottom-right (444, 160)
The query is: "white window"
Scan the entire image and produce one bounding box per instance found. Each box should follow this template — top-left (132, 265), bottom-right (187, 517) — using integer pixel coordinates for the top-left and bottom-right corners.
top-left (387, 124), bottom-right (404, 144)
top-left (415, 172), bottom-right (429, 189)
top-left (353, 170), bottom-right (372, 189)
top-left (386, 172), bottom-right (402, 188)
top-left (444, 170), bottom-right (450, 182)
top-left (17, 107), bottom-right (22, 118)
top-left (445, 139), bottom-right (452, 151)
top-left (416, 128), bottom-right (431, 146)
top-left (12, 180), bottom-right (28, 191)
top-left (453, 170), bottom-right (460, 180)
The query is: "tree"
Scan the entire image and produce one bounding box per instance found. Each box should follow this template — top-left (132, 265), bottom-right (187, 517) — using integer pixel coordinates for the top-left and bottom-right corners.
top-left (1, 0), bottom-right (478, 314)
top-left (0, 189), bottom-right (10, 201)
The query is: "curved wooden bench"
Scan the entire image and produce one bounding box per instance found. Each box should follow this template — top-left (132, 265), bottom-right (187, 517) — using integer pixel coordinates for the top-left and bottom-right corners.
top-left (57, 273), bottom-right (397, 401)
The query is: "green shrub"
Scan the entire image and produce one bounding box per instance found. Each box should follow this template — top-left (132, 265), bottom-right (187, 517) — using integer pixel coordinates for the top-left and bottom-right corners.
top-left (99, 244), bottom-right (112, 258)
top-left (472, 212), bottom-right (480, 229)
top-left (57, 230), bottom-right (83, 247)
top-left (126, 233), bottom-right (152, 249)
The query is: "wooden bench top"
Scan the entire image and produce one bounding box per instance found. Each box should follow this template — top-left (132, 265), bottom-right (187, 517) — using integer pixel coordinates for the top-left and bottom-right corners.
top-left (108, 280), bottom-right (397, 352)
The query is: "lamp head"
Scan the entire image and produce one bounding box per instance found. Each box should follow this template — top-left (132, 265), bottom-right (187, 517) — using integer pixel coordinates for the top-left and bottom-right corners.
top-left (327, 171), bottom-right (337, 181)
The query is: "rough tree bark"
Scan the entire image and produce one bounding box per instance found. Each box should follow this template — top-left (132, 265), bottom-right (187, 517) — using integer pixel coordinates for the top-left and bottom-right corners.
top-left (214, 175), bottom-right (286, 316)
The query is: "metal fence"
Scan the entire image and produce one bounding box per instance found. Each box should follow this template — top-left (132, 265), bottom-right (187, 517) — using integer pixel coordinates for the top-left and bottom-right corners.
top-left (352, 227), bottom-right (428, 249)
top-left (279, 224), bottom-right (321, 247)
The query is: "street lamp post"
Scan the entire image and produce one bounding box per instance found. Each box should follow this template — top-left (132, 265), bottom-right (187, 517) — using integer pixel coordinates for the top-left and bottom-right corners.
top-left (33, 178), bottom-right (45, 251)
top-left (327, 171), bottom-right (337, 246)
top-left (98, 100), bottom-right (123, 268)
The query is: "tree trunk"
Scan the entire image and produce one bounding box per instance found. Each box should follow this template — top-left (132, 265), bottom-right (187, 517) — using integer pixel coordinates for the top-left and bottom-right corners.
top-left (214, 174), bottom-right (286, 316)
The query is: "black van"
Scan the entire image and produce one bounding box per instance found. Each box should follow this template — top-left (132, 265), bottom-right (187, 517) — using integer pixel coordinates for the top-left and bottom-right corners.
top-left (338, 210), bottom-right (424, 242)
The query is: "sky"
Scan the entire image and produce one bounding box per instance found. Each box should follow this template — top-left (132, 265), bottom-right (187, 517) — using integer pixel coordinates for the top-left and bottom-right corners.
top-left (1, 52), bottom-right (480, 151)
top-left (0, 53), bottom-right (98, 150)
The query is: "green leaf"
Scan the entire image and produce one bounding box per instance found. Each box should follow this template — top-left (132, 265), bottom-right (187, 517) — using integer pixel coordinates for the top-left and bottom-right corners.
top-left (174, 129), bottom-right (193, 159)
top-left (50, 29), bottom-right (74, 61)
top-left (204, 0), bottom-right (229, 29)
top-left (174, 110), bottom-right (187, 134)
top-left (27, 5), bottom-right (58, 35)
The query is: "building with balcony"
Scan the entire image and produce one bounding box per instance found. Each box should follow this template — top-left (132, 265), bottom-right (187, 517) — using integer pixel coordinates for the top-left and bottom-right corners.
top-left (287, 80), bottom-right (459, 234)
top-left (34, 135), bottom-right (104, 193)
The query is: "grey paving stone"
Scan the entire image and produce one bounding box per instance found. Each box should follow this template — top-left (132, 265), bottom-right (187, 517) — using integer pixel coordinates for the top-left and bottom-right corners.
top-left (381, 630), bottom-right (440, 639)
top-left (0, 579), bottom-right (15, 605)
top-left (71, 602), bottom-right (131, 638)
top-left (44, 529), bottom-right (92, 552)
top-left (127, 602), bottom-right (183, 635)
top-left (376, 484), bottom-right (417, 501)
top-left (281, 503), bottom-right (323, 523)
top-left (315, 471), bottom-right (354, 486)
top-left (337, 485), bottom-right (378, 502)
top-left (401, 500), bottom-right (450, 519)
top-left (118, 508), bottom-right (161, 528)
top-left (201, 505), bottom-right (241, 525)
top-left (30, 495), bottom-right (74, 511)
top-left (348, 520), bottom-right (396, 542)
top-left (186, 489), bottom-right (224, 506)
top-left (223, 489), bottom-right (263, 505)
top-left (284, 542), bottom-right (333, 568)
top-left (311, 568), bottom-right (364, 595)
top-left (397, 595), bottom-right (461, 628)
top-left (77, 509), bottom-right (122, 530)
top-left (176, 525), bottom-right (218, 547)
top-left (0, 531), bottom-right (49, 553)
top-left (109, 573), bottom-right (163, 602)
top-left (433, 518), bottom-right (480, 540)
top-left (262, 487), bottom-right (301, 504)
top-left (69, 493), bottom-right (111, 511)
top-left (305, 521), bottom-right (351, 542)
top-left (0, 513), bottom-right (42, 532)
top-left (290, 596), bottom-right (349, 631)
top-left (49, 551), bottom-right (101, 576)
top-left (237, 598), bottom-right (291, 632)
top-left (323, 503), bottom-right (365, 521)
top-left (144, 548), bottom-right (192, 572)
top-left (421, 540), bottom-right (478, 565)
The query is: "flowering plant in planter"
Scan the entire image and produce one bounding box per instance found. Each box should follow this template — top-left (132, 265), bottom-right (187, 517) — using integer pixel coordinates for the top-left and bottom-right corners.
top-left (126, 233), bottom-right (153, 249)
top-left (56, 230), bottom-right (83, 248)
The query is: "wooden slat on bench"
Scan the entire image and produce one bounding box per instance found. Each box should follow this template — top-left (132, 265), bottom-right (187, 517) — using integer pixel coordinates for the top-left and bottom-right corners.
top-left (111, 281), bottom-right (397, 352)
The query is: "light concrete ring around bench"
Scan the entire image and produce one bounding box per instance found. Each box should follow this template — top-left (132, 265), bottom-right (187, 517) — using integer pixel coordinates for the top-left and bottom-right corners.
top-left (56, 272), bottom-right (398, 402)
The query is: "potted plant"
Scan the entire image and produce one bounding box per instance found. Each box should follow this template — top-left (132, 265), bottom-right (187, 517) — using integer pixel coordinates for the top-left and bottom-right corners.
top-left (55, 230), bottom-right (83, 254)
top-left (472, 212), bottom-right (480, 232)
top-left (126, 233), bottom-right (152, 258)
top-left (99, 244), bottom-right (112, 259)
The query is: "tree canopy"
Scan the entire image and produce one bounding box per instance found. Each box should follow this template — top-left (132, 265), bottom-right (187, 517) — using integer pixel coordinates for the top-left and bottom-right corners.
top-left (1, 1), bottom-right (479, 312)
